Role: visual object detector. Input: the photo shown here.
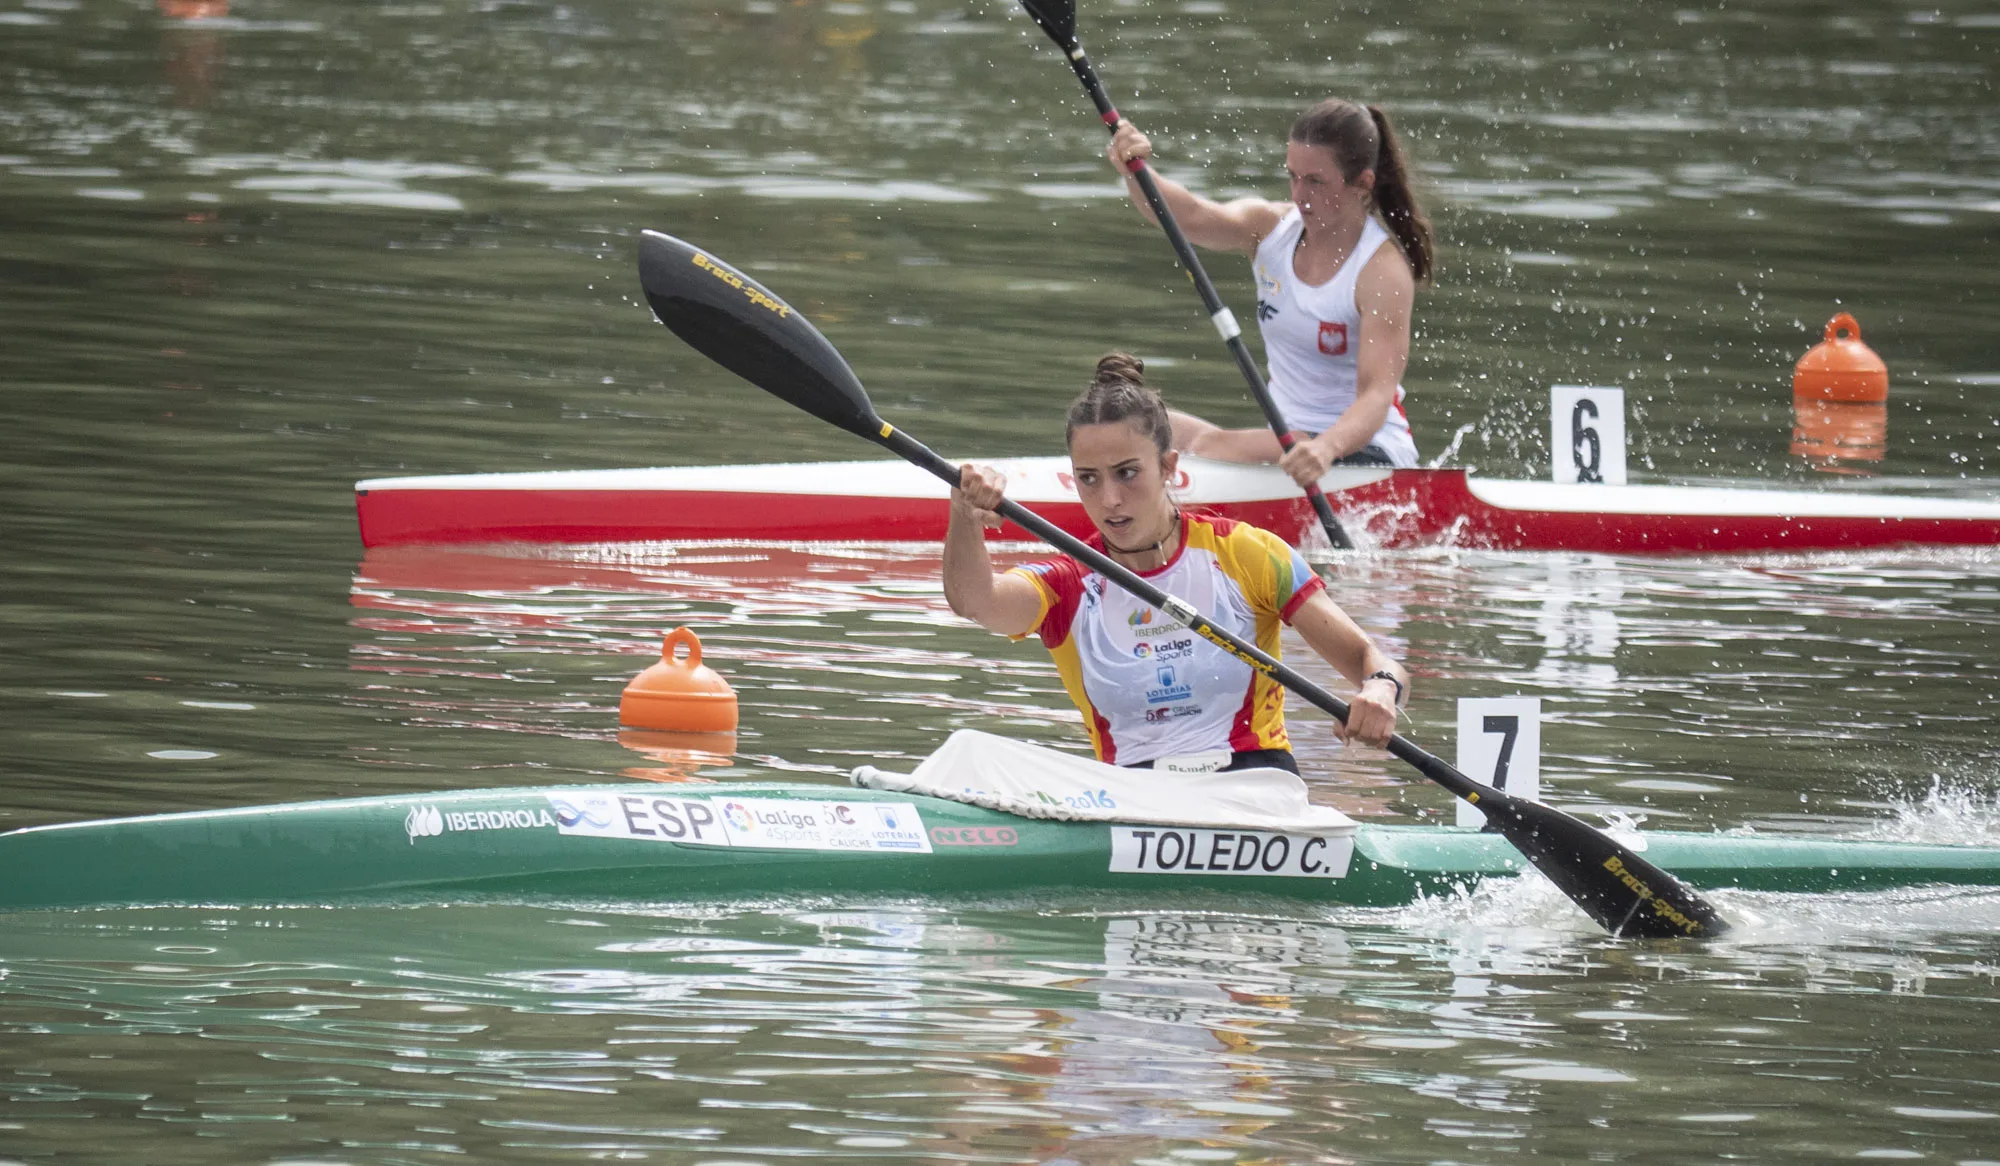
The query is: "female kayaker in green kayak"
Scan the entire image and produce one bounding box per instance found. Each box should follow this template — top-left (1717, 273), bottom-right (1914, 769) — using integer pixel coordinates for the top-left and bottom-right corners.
top-left (1106, 99), bottom-right (1434, 483)
top-left (944, 353), bottom-right (1408, 774)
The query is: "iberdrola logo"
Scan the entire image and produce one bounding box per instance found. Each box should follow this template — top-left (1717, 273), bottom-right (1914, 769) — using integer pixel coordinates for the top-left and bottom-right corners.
top-left (404, 804), bottom-right (444, 843)
top-left (1128, 607), bottom-right (1154, 628)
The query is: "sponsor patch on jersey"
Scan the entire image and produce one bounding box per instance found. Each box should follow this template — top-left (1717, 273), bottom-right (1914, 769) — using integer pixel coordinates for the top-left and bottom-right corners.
top-left (1145, 663), bottom-right (1194, 706)
top-left (1109, 827), bottom-right (1354, 879)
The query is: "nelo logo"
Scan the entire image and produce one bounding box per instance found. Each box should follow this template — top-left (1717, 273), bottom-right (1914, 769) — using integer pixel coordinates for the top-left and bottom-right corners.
top-left (929, 826), bottom-right (1019, 847)
top-left (1317, 321), bottom-right (1348, 356)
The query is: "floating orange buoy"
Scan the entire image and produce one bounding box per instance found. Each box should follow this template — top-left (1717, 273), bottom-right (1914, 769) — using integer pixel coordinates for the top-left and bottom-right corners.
top-left (1794, 312), bottom-right (1888, 403)
top-left (620, 628), bottom-right (739, 733)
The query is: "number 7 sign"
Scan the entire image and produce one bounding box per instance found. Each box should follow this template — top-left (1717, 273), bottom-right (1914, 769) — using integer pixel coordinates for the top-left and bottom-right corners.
top-left (1455, 697), bottom-right (1542, 829)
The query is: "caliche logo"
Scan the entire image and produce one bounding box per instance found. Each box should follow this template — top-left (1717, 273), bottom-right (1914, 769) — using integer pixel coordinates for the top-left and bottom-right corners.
top-left (404, 804), bottom-right (444, 843)
top-left (832, 804), bottom-right (856, 826)
top-left (722, 801), bottom-right (755, 832)
top-left (1317, 320), bottom-right (1348, 356)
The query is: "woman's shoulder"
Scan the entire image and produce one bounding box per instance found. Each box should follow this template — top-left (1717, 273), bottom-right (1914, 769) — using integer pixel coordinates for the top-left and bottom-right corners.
top-left (1357, 223), bottom-right (1417, 301)
top-left (1247, 201), bottom-right (1302, 252)
top-left (1186, 510), bottom-right (1290, 555)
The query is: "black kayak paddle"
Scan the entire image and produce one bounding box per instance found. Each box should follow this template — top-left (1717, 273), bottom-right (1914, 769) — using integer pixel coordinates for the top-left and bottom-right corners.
top-left (634, 228), bottom-right (1727, 941)
top-left (1015, 0), bottom-right (1355, 551)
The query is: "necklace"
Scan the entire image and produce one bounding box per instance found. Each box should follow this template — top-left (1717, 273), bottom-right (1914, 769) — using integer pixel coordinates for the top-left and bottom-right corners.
top-left (1106, 508), bottom-right (1181, 559)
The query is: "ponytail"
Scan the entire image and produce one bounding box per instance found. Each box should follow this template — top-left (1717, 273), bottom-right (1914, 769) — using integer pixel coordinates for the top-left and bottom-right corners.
top-left (1365, 105), bottom-right (1434, 284)
top-left (1290, 98), bottom-right (1435, 283)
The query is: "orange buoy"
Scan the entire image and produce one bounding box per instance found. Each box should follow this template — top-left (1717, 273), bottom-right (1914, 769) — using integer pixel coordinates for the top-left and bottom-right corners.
top-left (1794, 312), bottom-right (1888, 403)
top-left (620, 627), bottom-right (738, 733)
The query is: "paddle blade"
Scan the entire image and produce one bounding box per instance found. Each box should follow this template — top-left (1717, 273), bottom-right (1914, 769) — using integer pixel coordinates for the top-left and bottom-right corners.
top-left (1484, 796), bottom-right (1729, 939)
top-left (637, 230), bottom-right (883, 441)
top-left (1017, 0), bottom-right (1076, 48)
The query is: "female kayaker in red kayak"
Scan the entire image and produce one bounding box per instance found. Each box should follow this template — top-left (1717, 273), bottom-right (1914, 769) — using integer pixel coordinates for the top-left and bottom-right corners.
top-left (943, 353), bottom-right (1408, 774)
top-left (1106, 99), bottom-right (1434, 483)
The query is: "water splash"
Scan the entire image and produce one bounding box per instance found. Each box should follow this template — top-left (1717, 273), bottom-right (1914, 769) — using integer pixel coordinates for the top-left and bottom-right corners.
top-left (1860, 776), bottom-right (2000, 847)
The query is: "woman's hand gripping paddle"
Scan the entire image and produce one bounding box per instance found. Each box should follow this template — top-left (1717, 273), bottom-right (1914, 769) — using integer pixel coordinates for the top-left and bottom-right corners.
top-left (1014, 0), bottom-right (1355, 551)
top-left (635, 229), bottom-right (1728, 940)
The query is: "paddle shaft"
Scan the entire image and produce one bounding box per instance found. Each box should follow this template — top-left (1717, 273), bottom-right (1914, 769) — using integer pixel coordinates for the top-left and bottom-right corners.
top-left (1049, 44), bottom-right (1354, 551)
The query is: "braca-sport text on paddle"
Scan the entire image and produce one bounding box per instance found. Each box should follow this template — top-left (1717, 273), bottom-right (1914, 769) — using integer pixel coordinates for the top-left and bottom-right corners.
top-left (635, 228), bottom-right (1728, 940)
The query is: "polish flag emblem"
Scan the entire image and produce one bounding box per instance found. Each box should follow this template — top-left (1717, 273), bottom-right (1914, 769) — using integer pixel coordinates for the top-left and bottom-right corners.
top-left (1317, 321), bottom-right (1348, 356)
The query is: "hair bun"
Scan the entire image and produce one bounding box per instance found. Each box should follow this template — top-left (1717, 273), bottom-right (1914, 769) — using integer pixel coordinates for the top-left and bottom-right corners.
top-left (1093, 351), bottom-right (1146, 386)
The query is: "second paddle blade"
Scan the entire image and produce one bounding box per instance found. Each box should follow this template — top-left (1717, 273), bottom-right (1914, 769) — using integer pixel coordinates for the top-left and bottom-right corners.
top-left (1485, 797), bottom-right (1730, 938)
top-left (637, 230), bottom-right (884, 441)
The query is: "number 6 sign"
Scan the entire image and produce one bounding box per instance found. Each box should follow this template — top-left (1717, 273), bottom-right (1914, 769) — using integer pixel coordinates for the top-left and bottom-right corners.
top-left (1550, 385), bottom-right (1626, 485)
top-left (1455, 697), bottom-right (1542, 829)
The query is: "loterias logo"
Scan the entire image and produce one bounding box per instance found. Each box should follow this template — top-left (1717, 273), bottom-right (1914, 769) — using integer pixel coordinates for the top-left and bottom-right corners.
top-left (1146, 663), bottom-right (1193, 706)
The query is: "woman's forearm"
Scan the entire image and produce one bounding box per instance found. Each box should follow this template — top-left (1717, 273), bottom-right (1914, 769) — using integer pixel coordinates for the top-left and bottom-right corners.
top-left (941, 502), bottom-right (1000, 624)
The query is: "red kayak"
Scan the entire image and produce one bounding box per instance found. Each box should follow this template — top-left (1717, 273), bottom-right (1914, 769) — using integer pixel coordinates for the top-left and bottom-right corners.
top-left (355, 456), bottom-right (2000, 554)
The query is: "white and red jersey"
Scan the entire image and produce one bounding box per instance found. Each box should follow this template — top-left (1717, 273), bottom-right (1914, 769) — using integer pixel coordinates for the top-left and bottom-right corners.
top-left (1252, 210), bottom-right (1418, 466)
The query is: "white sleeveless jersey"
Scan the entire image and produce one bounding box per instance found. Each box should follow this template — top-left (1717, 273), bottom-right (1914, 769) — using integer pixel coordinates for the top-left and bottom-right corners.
top-left (1251, 210), bottom-right (1418, 466)
top-left (1008, 514), bottom-right (1326, 768)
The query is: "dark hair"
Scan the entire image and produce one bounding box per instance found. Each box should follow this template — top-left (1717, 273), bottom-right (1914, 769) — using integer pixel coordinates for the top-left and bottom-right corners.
top-left (1290, 98), bottom-right (1434, 283)
top-left (1065, 352), bottom-right (1172, 455)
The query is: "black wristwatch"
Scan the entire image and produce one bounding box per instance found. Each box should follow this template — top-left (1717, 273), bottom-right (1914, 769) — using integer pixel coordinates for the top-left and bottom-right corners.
top-left (1366, 670), bottom-right (1406, 707)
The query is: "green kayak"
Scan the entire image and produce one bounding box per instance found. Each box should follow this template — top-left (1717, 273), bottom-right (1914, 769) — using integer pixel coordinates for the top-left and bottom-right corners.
top-left (3, 780), bottom-right (1999, 912)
